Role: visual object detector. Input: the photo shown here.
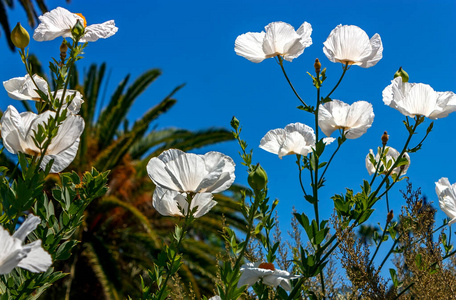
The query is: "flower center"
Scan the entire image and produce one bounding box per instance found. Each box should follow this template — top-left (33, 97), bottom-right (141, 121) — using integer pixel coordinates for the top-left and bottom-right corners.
top-left (75, 13), bottom-right (87, 27)
top-left (258, 262), bottom-right (275, 271)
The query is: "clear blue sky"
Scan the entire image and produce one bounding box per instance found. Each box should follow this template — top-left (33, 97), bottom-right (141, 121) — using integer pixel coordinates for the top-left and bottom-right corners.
top-left (2, 0), bottom-right (456, 238)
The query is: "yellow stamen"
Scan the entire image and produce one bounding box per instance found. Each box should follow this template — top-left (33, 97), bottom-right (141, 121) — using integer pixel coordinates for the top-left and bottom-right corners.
top-left (75, 13), bottom-right (87, 27)
top-left (258, 262), bottom-right (275, 271)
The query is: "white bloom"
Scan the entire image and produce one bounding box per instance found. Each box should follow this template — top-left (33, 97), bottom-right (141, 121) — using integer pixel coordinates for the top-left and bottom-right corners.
top-left (260, 123), bottom-right (314, 158)
top-left (435, 178), bottom-right (456, 225)
top-left (323, 25), bottom-right (383, 68)
top-left (365, 146), bottom-right (410, 176)
top-left (33, 7), bottom-right (118, 42)
top-left (3, 75), bottom-right (84, 114)
top-left (0, 214), bottom-right (52, 275)
top-left (235, 21), bottom-right (312, 63)
top-left (1, 105), bottom-right (84, 173)
top-left (382, 77), bottom-right (456, 119)
top-left (238, 262), bottom-right (300, 291)
top-left (318, 100), bottom-right (374, 139)
top-left (147, 149), bottom-right (235, 217)
top-left (3, 74), bottom-right (48, 101)
top-left (209, 296), bottom-right (221, 300)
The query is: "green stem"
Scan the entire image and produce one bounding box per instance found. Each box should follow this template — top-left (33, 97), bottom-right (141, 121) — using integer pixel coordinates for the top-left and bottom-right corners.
top-left (369, 145), bottom-right (386, 186)
top-left (325, 63), bottom-right (349, 99)
top-left (156, 195), bottom-right (194, 300)
top-left (296, 155), bottom-right (308, 197)
top-left (368, 217), bottom-right (391, 267)
top-left (318, 138), bottom-right (344, 186)
top-left (277, 56), bottom-right (308, 108)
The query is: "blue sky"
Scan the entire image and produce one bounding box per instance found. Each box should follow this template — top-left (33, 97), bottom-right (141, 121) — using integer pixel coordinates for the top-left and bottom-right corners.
top-left (1, 0), bottom-right (456, 242)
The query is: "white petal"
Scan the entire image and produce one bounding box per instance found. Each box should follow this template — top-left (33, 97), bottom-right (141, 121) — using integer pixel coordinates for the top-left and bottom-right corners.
top-left (234, 32), bottom-right (266, 63)
top-left (260, 128), bottom-right (287, 156)
top-left (54, 89), bottom-right (84, 114)
top-left (238, 269), bottom-right (262, 287)
top-left (147, 153), bottom-right (183, 191)
top-left (13, 214), bottom-right (41, 242)
top-left (1, 105), bottom-right (27, 154)
top-left (33, 7), bottom-right (79, 41)
top-left (359, 34), bottom-right (383, 68)
top-left (17, 240), bottom-right (52, 273)
top-left (0, 227), bottom-right (26, 275)
top-left (191, 193), bottom-right (217, 218)
top-left (199, 152), bottom-right (235, 193)
top-left (152, 187), bottom-right (184, 217)
top-left (165, 153), bottom-right (208, 192)
top-left (46, 115), bottom-right (85, 154)
top-left (80, 20), bottom-right (118, 42)
top-left (3, 75), bottom-right (48, 101)
top-left (262, 22), bottom-right (301, 60)
top-left (41, 138), bottom-right (80, 173)
top-left (296, 22), bottom-right (313, 48)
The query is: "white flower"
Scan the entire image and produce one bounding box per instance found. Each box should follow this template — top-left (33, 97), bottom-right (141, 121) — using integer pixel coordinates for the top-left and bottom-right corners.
top-left (323, 25), bottom-right (383, 68)
top-left (238, 262), bottom-right (300, 291)
top-left (0, 214), bottom-right (52, 275)
top-left (209, 296), bottom-right (221, 300)
top-left (260, 123), bottom-right (334, 158)
top-left (382, 77), bottom-right (456, 119)
top-left (365, 146), bottom-right (410, 176)
top-left (3, 74), bottom-right (48, 101)
top-left (435, 178), bottom-right (456, 225)
top-left (235, 21), bottom-right (312, 63)
top-left (318, 100), bottom-right (374, 139)
top-left (147, 149), bottom-right (235, 217)
top-left (1, 105), bottom-right (84, 173)
top-left (3, 75), bottom-right (84, 114)
top-left (33, 7), bottom-right (118, 42)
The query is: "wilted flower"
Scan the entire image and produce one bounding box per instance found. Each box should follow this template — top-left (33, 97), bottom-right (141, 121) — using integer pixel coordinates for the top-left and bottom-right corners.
top-left (147, 149), bottom-right (235, 217)
top-left (382, 77), bottom-right (456, 119)
top-left (260, 122), bottom-right (331, 159)
top-left (235, 21), bottom-right (312, 63)
top-left (0, 214), bottom-right (52, 275)
top-left (323, 25), bottom-right (383, 68)
top-left (318, 100), bottom-right (374, 139)
top-left (3, 75), bottom-right (84, 114)
top-left (33, 7), bottom-right (118, 42)
top-left (1, 105), bottom-right (84, 173)
top-left (435, 177), bottom-right (456, 225)
top-left (365, 146), bottom-right (410, 176)
top-left (238, 262), bottom-right (300, 291)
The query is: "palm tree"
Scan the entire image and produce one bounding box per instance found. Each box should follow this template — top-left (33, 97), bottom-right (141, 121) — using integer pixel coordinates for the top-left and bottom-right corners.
top-left (0, 0), bottom-right (68, 51)
top-left (37, 63), bottom-right (247, 299)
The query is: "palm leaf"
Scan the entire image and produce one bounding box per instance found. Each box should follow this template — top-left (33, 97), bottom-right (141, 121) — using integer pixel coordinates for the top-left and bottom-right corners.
top-left (97, 69), bottom-right (161, 149)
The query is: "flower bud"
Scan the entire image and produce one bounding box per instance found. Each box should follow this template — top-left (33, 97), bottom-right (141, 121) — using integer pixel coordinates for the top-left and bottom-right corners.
top-left (230, 116), bottom-right (240, 130)
top-left (71, 19), bottom-right (85, 40)
top-left (381, 131), bottom-right (389, 146)
top-left (386, 210), bottom-right (394, 223)
top-left (248, 163), bottom-right (268, 192)
top-left (314, 58), bottom-right (321, 74)
top-left (11, 22), bottom-right (30, 50)
top-left (394, 67), bottom-right (409, 83)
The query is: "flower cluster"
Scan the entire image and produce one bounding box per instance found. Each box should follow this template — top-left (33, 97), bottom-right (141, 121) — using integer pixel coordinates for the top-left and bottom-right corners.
top-left (1, 7), bottom-right (117, 174)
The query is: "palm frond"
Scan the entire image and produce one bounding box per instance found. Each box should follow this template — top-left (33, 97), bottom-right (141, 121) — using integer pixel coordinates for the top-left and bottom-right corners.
top-left (97, 69), bottom-right (161, 149)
